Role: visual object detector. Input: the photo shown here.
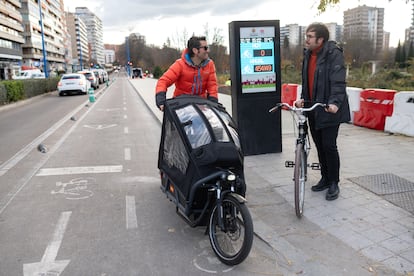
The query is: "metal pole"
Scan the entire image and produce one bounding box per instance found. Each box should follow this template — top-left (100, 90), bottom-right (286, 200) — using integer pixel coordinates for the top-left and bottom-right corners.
top-left (38, 0), bottom-right (48, 78)
top-left (126, 36), bottom-right (131, 77)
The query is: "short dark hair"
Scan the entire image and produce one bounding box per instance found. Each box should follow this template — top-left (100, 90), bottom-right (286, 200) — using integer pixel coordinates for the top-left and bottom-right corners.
top-left (306, 23), bottom-right (329, 42)
top-left (187, 36), bottom-right (206, 57)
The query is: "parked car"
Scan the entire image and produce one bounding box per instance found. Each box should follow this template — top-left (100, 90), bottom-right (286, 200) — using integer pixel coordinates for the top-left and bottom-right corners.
top-left (13, 69), bottom-right (45, 79)
top-left (78, 70), bottom-right (99, 89)
top-left (91, 69), bottom-right (104, 84)
top-left (102, 70), bottom-right (109, 82)
top-left (57, 73), bottom-right (91, 96)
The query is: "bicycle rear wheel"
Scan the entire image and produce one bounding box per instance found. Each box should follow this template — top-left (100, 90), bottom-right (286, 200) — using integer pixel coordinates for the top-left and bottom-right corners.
top-left (294, 143), bottom-right (306, 218)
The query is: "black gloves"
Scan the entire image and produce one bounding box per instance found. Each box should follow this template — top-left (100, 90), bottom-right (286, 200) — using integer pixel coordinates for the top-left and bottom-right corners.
top-left (156, 92), bottom-right (166, 109)
top-left (208, 96), bottom-right (218, 103)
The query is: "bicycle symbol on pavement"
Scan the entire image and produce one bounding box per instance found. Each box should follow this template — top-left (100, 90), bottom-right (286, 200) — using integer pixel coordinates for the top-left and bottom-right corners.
top-left (51, 178), bottom-right (95, 200)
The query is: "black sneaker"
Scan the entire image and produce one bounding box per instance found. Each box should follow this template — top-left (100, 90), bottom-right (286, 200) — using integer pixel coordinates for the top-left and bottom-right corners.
top-left (311, 178), bottom-right (330, 192)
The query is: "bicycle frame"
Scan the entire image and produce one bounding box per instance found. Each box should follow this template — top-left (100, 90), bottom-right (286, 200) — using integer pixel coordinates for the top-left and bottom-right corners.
top-left (269, 102), bottom-right (326, 217)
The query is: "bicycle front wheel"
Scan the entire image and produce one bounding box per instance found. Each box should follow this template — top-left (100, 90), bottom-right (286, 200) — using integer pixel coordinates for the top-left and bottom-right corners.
top-left (208, 195), bottom-right (253, 266)
top-left (294, 143), bottom-right (307, 218)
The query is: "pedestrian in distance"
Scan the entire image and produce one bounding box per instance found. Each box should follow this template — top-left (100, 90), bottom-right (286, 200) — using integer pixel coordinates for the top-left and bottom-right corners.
top-left (295, 22), bottom-right (350, 201)
top-left (155, 36), bottom-right (218, 111)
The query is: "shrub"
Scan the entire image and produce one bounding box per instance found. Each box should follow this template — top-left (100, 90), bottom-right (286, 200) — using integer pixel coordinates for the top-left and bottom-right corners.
top-left (0, 82), bottom-right (6, 104)
top-left (3, 80), bottom-right (24, 103)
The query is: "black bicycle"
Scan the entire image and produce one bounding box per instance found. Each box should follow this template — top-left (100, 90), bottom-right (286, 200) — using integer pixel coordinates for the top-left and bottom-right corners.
top-left (269, 102), bottom-right (326, 218)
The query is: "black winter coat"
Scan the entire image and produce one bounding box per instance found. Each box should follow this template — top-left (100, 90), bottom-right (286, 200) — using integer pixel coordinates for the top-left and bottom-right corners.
top-left (301, 41), bottom-right (351, 130)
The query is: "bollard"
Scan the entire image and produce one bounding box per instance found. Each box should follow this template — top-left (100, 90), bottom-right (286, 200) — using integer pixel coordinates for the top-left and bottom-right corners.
top-left (88, 87), bottom-right (95, 103)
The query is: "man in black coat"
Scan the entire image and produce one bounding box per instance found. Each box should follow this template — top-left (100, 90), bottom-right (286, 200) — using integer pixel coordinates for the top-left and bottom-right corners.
top-left (296, 23), bottom-right (350, 201)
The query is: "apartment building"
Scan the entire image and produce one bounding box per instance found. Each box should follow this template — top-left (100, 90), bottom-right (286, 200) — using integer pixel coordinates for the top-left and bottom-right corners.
top-left (66, 12), bottom-right (89, 71)
top-left (20, 0), bottom-right (66, 74)
top-left (75, 7), bottom-right (104, 65)
top-left (343, 5), bottom-right (385, 54)
top-left (0, 0), bottom-right (25, 80)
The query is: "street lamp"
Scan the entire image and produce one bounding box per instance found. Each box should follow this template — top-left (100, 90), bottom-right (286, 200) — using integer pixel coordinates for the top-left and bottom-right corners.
top-left (38, 0), bottom-right (48, 78)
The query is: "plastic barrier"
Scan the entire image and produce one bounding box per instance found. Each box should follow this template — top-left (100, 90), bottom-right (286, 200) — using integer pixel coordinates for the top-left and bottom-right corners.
top-left (281, 83), bottom-right (299, 106)
top-left (346, 87), bottom-right (363, 123)
top-left (353, 88), bottom-right (397, 130)
top-left (384, 91), bottom-right (414, 136)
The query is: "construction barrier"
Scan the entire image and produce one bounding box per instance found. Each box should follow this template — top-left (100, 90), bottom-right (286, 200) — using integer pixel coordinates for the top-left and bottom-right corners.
top-left (281, 83), bottom-right (299, 106)
top-left (384, 91), bottom-right (414, 136)
top-left (346, 87), bottom-right (363, 123)
top-left (353, 88), bottom-right (397, 130)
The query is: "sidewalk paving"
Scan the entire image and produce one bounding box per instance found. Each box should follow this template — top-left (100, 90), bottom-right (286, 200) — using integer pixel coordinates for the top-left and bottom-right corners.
top-left (129, 77), bottom-right (414, 275)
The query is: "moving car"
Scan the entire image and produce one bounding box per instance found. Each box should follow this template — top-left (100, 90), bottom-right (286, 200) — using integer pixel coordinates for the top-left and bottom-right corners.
top-left (57, 73), bottom-right (91, 96)
top-left (78, 70), bottom-right (99, 89)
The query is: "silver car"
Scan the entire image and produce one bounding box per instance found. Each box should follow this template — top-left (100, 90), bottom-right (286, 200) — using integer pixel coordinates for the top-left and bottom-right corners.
top-left (58, 73), bottom-right (91, 96)
top-left (78, 70), bottom-right (99, 89)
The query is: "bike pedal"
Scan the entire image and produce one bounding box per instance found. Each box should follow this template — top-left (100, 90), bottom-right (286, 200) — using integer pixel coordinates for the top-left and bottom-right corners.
top-left (285, 161), bottom-right (294, 168)
top-left (310, 163), bottom-right (321, 170)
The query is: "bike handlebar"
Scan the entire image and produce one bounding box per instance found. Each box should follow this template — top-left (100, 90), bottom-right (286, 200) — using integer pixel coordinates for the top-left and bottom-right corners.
top-left (269, 102), bottom-right (327, 113)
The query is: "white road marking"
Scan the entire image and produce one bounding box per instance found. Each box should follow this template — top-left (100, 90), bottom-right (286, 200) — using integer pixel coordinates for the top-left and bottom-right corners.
top-left (0, 95), bottom-right (100, 215)
top-left (124, 148), bottom-right (131, 160)
top-left (124, 127), bottom-right (129, 134)
top-left (36, 165), bottom-right (123, 176)
top-left (83, 124), bottom-right (117, 130)
top-left (124, 114), bottom-right (127, 119)
top-left (23, 211), bottom-right (72, 276)
top-left (126, 196), bottom-right (138, 229)
top-left (0, 103), bottom-right (87, 176)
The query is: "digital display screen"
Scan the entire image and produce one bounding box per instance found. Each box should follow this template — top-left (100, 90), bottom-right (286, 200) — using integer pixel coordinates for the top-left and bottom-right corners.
top-left (240, 26), bottom-right (276, 93)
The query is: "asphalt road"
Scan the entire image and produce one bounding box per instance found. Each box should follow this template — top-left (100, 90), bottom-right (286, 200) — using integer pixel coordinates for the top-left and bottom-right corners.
top-left (0, 76), bottom-right (282, 276)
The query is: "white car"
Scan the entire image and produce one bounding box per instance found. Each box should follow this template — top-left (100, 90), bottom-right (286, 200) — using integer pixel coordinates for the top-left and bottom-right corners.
top-left (57, 73), bottom-right (91, 96)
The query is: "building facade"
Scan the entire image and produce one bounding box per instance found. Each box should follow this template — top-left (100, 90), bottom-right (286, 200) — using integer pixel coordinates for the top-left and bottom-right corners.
top-left (0, 0), bottom-right (25, 79)
top-left (343, 5), bottom-right (385, 54)
top-left (20, 0), bottom-right (66, 74)
top-left (75, 7), bottom-right (104, 65)
top-left (66, 12), bottom-right (89, 72)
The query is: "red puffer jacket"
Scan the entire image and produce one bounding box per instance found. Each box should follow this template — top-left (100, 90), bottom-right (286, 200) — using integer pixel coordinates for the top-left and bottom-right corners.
top-left (155, 49), bottom-right (218, 100)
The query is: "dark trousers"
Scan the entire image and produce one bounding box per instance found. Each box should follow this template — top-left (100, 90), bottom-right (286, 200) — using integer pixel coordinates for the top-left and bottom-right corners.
top-left (308, 117), bottom-right (340, 183)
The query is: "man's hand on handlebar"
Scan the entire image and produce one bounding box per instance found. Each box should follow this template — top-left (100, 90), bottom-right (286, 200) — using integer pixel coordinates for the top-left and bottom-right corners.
top-left (294, 99), bottom-right (304, 108)
top-left (326, 104), bottom-right (338, 114)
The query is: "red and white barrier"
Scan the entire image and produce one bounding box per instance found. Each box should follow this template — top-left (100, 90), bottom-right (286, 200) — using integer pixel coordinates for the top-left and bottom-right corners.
top-left (346, 87), bottom-right (363, 123)
top-left (353, 88), bottom-right (397, 130)
top-left (384, 91), bottom-right (414, 136)
top-left (281, 83), bottom-right (299, 106)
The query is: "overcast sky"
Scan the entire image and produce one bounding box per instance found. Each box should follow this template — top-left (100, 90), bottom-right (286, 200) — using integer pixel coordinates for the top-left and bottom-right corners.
top-left (64, 0), bottom-right (412, 48)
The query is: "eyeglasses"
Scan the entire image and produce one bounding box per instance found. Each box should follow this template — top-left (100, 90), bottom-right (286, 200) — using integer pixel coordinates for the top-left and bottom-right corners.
top-left (198, 46), bottom-right (209, 51)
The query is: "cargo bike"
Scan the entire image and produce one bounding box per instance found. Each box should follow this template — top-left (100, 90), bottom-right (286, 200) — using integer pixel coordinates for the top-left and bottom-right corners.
top-left (158, 95), bottom-right (253, 265)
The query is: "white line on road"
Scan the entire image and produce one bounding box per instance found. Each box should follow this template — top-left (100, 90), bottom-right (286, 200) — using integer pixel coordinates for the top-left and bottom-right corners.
top-left (126, 196), bottom-right (138, 229)
top-left (124, 148), bottom-right (131, 160)
top-left (36, 165), bottom-right (123, 176)
top-left (124, 127), bottom-right (129, 134)
top-left (23, 211), bottom-right (72, 276)
top-left (0, 102), bottom-right (87, 176)
top-left (124, 114), bottom-right (127, 119)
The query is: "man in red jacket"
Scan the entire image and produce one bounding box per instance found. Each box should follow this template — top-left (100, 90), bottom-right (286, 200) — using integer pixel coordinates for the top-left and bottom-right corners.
top-left (155, 36), bottom-right (218, 111)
